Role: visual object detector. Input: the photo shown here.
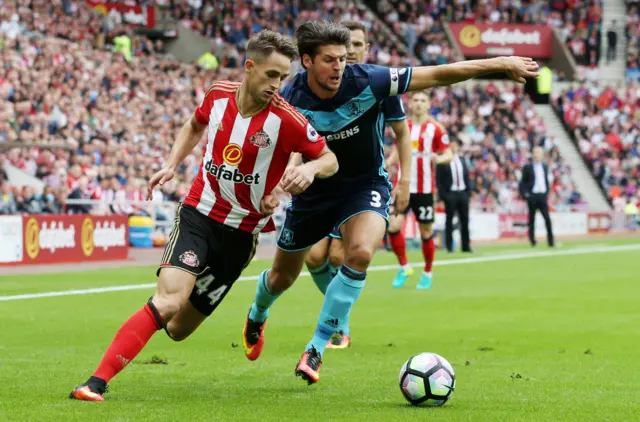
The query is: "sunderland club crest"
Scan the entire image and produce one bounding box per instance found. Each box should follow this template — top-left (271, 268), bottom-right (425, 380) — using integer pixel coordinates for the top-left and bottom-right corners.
top-left (249, 130), bottom-right (271, 148)
top-left (179, 250), bottom-right (200, 268)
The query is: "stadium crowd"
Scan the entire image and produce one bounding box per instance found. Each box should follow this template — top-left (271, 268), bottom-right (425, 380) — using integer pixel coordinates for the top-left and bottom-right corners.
top-left (393, 82), bottom-right (583, 213)
top-left (1, 0), bottom-right (583, 218)
top-left (369, 0), bottom-right (602, 70)
top-left (626, 1), bottom-right (640, 75)
top-left (553, 83), bottom-right (640, 212)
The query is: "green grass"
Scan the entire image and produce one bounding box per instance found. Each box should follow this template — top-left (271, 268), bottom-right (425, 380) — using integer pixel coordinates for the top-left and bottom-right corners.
top-left (1, 238), bottom-right (639, 421)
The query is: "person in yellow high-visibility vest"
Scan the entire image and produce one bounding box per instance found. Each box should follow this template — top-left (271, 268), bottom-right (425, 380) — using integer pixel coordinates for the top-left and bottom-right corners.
top-left (197, 51), bottom-right (219, 71)
top-left (537, 63), bottom-right (552, 104)
top-left (113, 33), bottom-right (132, 62)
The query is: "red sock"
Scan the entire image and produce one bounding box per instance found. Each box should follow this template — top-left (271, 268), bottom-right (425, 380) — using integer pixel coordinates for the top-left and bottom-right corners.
top-left (422, 236), bottom-right (436, 273)
top-left (93, 304), bottom-right (161, 382)
top-left (388, 231), bottom-right (408, 266)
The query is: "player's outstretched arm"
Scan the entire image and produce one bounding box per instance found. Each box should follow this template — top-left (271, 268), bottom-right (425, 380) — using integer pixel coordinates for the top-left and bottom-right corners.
top-left (390, 120), bottom-right (411, 212)
top-left (147, 115), bottom-right (206, 199)
top-left (407, 57), bottom-right (540, 91)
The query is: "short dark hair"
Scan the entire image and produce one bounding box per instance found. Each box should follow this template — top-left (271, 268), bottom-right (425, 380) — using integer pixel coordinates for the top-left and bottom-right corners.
top-left (246, 30), bottom-right (297, 63)
top-left (341, 20), bottom-right (367, 40)
top-left (294, 21), bottom-right (350, 63)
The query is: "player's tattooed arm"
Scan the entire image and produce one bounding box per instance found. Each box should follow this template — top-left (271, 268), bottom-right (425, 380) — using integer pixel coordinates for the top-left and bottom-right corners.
top-left (407, 57), bottom-right (539, 90)
top-left (147, 115), bottom-right (206, 199)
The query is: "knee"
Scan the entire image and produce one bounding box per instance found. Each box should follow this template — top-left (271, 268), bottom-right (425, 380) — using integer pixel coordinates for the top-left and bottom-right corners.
top-left (151, 294), bottom-right (184, 322)
top-left (328, 249), bottom-right (343, 269)
top-left (305, 249), bottom-right (327, 270)
top-left (420, 224), bottom-right (434, 239)
top-left (388, 216), bottom-right (403, 233)
top-left (166, 324), bottom-right (195, 342)
top-left (268, 265), bottom-right (298, 295)
top-left (344, 243), bottom-right (374, 271)
top-left (165, 322), bottom-right (191, 342)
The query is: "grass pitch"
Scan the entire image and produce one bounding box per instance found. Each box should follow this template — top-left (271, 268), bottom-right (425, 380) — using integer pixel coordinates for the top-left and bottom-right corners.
top-left (1, 238), bottom-right (639, 422)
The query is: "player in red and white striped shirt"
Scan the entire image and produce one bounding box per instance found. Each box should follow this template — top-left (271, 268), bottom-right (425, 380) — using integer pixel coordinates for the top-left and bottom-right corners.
top-left (387, 91), bottom-right (452, 289)
top-left (70, 30), bottom-right (338, 402)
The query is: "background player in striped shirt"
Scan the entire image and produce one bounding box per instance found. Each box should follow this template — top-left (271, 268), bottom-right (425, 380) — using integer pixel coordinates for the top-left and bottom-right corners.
top-left (242, 21), bottom-right (539, 385)
top-left (387, 91), bottom-right (452, 289)
top-left (301, 20), bottom-right (412, 350)
top-left (69, 30), bottom-right (338, 402)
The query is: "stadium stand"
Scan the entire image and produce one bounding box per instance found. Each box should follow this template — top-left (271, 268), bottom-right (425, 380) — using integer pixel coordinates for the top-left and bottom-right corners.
top-left (626, 0), bottom-right (640, 77)
top-left (367, 1), bottom-right (603, 70)
top-left (0, 0), bottom-right (584, 218)
top-left (553, 83), bottom-right (640, 211)
top-left (391, 83), bottom-right (583, 213)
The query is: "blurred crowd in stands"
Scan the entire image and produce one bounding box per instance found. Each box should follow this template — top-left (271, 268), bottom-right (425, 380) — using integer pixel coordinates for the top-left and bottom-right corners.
top-left (2, 0), bottom-right (636, 222)
top-left (554, 83), bottom-right (640, 213)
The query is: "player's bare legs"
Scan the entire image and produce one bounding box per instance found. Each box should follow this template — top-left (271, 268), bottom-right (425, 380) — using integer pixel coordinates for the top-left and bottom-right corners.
top-left (70, 268), bottom-right (196, 401)
top-left (243, 248), bottom-right (308, 361)
top-left (166, 300), bottom-right (207, 341)
top-left (296, 212), bottom-right (386, 384)
top-left (416, 222), bottom-right (436, 289)
top-left (387, 212), bottom-right (414, 288)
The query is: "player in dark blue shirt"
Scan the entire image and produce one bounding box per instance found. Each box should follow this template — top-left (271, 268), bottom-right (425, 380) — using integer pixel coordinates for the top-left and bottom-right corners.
top-left (300, 20), bottom-right (412, 351)
top-left (242, 20), bottom-right (539, 384)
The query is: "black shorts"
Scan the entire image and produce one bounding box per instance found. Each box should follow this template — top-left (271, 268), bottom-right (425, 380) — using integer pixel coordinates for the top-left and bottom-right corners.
top-left (157, 204), bottom-right (258, 316)
top-left (392, 193), bottom-right (435, 223)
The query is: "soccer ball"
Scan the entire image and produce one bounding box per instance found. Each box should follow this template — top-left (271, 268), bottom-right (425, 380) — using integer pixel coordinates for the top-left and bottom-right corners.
top-left (398, 352), bottom-right (456, 406)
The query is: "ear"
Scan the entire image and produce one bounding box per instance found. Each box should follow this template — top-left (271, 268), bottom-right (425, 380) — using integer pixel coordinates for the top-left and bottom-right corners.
top-left (365, 42), bottom-right (371, 54)
top-left (302, 54), bottom-right (313, 70)
top-left (245, 58), bottom-right (255, 74)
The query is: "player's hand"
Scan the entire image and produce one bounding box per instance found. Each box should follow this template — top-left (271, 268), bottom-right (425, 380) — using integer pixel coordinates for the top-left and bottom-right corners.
top-left (395, 180), bottom-right (410, 213)
top-left (259, 192), bottom-right (280, 216)
top-left (281, 164), bottom-right (315, 195)
top-left (147, 167), bottom-right (175, 200)
top-left (502, 57), bottom-right (540, 84)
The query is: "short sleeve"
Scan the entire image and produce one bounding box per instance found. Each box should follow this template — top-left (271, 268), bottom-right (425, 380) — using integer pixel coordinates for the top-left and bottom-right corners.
top-left (194, 89), bottom-right (214, 125)
top-left (382, 96), bottom-right (406, 121)
top-left (287, 121), bottom-right (326, 159)
top-left (432, 124), bottom-right (450, 153)
top-left (360, 64), bottom-right (412, 101)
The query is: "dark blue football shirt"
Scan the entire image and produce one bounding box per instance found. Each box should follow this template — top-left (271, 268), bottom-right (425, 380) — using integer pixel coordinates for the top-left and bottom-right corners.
top-left (279, 64), bottom-right (412, 193)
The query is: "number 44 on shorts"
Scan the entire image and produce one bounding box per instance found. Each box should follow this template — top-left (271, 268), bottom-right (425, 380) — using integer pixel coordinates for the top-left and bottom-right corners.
top-left (195, 274), bottom-right (228, 306)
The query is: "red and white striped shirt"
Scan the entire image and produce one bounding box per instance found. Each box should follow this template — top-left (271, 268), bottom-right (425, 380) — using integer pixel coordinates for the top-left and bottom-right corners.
top-left (184, 81), bottom-right (326, 234)
top-left (407, 118), bottom-right (449, 194)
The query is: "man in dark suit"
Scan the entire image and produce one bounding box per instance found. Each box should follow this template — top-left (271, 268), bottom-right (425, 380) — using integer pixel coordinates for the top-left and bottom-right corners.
top-left (436, 139), bottom-right (471, 253)
top-left (519, 147), bottom-right (554, 247)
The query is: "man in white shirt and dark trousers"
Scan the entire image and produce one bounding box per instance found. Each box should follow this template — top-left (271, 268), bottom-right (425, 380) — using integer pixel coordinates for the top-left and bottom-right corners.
top-left (519, 147), bottom-right (555, 247)
top-left (436, 139), bottom-right (472, 253)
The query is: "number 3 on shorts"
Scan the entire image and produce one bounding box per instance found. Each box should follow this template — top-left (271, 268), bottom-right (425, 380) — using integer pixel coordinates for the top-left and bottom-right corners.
top-left (370, 190), bottom-right (382, 207)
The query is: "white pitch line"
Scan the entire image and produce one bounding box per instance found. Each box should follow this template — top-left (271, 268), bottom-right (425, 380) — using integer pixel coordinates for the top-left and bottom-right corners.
top-left (1, 243), bottom-right (638, 302)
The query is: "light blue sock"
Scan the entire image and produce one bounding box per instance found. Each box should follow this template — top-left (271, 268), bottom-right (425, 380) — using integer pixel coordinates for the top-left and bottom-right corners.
top-left (338, 309), bottom-right (351, 336)
top-left (305, 266), bottom-right (366, 356)
top-left (248, 270), bottom-right (280, 323)
top-left (328, 264), bottom-right (339, 279)
top-left (309, 260), bottom-right (332, 295)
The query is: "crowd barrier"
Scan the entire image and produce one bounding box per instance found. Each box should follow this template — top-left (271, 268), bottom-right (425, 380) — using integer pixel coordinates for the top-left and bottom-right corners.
top-left (401, 211), bottom-right (634, 242)
top-left (1, 210), bottom-right (634, 266)
top-left (0, 215), bottom-right (128, 266)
